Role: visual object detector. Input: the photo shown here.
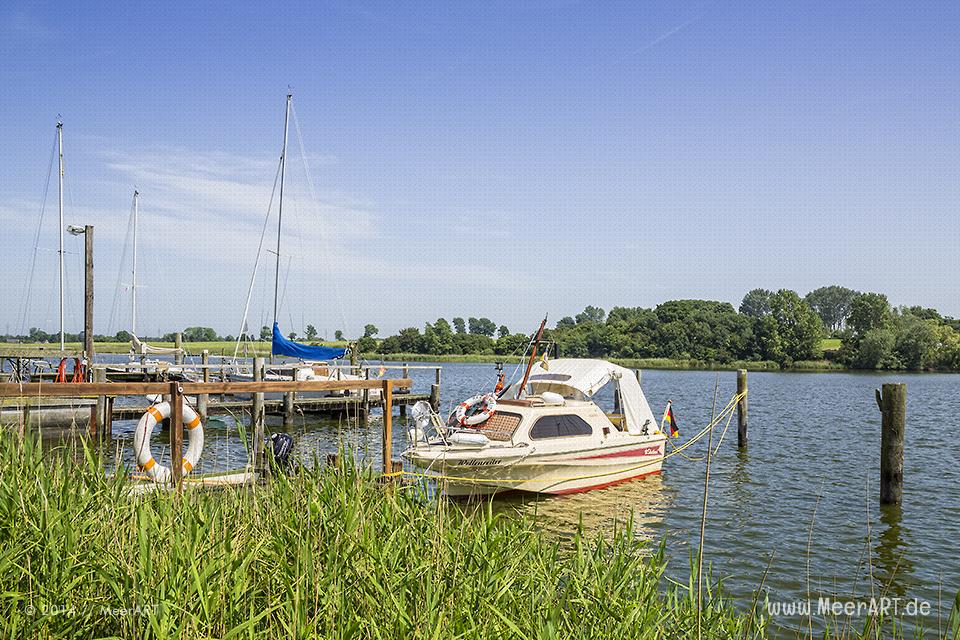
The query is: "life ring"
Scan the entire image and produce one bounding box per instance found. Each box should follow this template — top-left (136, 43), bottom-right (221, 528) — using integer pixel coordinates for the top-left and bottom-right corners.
top-left (454, 393), bottom-right (497, 427)
top-left (133, 400), bottom-right (204, 484)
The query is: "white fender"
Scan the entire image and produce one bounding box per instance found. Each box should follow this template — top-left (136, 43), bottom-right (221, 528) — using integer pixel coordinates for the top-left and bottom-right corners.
top-left (132, 400), bottom-right (204, 484)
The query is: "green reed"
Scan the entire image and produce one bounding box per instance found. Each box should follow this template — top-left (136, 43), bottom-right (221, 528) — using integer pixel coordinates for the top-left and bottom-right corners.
top-left (1, 434), bottom-right (950, 639)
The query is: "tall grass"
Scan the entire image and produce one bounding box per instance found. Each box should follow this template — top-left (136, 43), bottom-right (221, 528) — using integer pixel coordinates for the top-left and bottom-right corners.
top-left (0, 435), bottom-right (766, 639)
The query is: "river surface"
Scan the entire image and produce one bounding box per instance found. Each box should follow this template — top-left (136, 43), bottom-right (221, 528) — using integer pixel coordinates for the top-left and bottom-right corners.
top-left (20, 356), bottom-right (960, 637)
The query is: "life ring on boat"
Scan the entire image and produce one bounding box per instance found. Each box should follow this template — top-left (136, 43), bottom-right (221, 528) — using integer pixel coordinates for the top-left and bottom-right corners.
top-left (454, 393), bottom-right (497, 427)
top-left (132, 400), bottom-right (204, 484)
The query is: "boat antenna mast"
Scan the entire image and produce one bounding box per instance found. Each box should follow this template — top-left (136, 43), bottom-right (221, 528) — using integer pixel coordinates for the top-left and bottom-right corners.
top-left (273, 93), bottom-right (292, 330)
top-left (131, 189), bottom-right (139, 336)
top-left (512, 315), bottom-right (548, 399)
top-left (57, 118), bottom-right (65, 351)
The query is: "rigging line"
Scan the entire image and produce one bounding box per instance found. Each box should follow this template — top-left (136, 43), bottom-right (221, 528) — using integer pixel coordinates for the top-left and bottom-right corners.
top-left (19, 129), bottom-right (59, 336)
top-left (107, 195), bottom-right (136, 334)
top-left (290, 102), bottom-right (350, 335)
top-left (233, 152), bottom-right (284, 361)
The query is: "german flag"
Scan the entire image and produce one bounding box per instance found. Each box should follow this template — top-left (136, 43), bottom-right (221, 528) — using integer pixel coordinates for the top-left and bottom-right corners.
top-left (662, 401), bottom-right (680, 438)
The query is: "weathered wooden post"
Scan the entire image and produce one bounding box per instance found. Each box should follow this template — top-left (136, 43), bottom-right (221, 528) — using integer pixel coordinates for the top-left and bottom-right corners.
top-left (435, 366), bottom-right (442, 387)
top-left (174, 332), bottom-right (183, 365)
top-left (737, 369), bottom-right (748, 449)
top-left (430, 383), bottom-right (441, 413)
top-left (169, 381), bottom-right (184, 488)
top-left (382, 379), bottom-right (394, 474)
top-left (877, 383), bottom-right (906, 505)
top-left (198, 349), bottom-right (209, 421)
top-left (252, 357), bottom-right (265, 471)
top-left (94, 368), bottom-right (106, 437)
top-left (82, 224), bottom-right (94, 372)
top-left (283, 391), bottom-right (295, 428)
top-left (399, 363), bottom-right (409, 417)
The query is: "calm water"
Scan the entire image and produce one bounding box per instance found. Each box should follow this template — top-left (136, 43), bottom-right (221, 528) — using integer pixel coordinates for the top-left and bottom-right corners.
top-left (23, 356), bottom-right (960, 636)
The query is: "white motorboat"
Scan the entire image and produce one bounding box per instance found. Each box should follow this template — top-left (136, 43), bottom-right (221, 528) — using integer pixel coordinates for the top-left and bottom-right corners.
top-left (403, 358), bottom-right (666, 497)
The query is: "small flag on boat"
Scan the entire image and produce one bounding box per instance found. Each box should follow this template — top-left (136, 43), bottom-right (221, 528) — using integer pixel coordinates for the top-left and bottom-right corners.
top-left (540, 353), bottom-right (549, 371)
top-left (377, 364), bottom-right (386, 378)
top-left (662, 401), bottom-right (679, 438)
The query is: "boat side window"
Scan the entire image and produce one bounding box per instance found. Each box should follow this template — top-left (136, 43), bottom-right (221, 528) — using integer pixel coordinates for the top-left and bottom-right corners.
top-left (529, 414), bottom-right (594, 440)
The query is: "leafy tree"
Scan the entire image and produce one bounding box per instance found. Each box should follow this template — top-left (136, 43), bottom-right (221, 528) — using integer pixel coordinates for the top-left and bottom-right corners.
top-left (767, 289), bottom-right (824, 362)
top-left (575, 306), bottom-right (605, 325)
top-left (468, 317), bottom-right (497, 337)
top-left (334, 330), bottom-right (344, 341)
top-left (852, 328), bottom-right (899, 369)
top-left (355, 335), bottom-right (377, 354)
top-left (494, 332), bottom-right (529, 355)
top-left (288, 332), bottom-right (297, 341)
top-left (363, 324), bottom-right (379, 338)
top-left (497, 325), bottom-right (510, 339)
top-left (115, 330), bottom-right (133, 342)
top-left (305, 324), bottom-right (317, 340)
top-left (556, 316), bottom-right (576, 329)
top-left (895, 316), bottom-right (938, 370)
top-left (260, 325), bottom-right (272, 341)
top-left (847, 293), bottom-right (893, 337)
top-left (739, 289), bottom-right (774, 319)
top-left (452, 317), bottom-right (466, 334)
top-left (804, 286), bottom-right (858, 331)
top-left (183, 326), bottom-right (218, 342)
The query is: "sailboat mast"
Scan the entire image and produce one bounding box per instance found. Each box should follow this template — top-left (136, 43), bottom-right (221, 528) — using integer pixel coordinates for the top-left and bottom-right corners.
top-left (57, 120), bottom-right (65, 351)
top-left (273, 93), bottom-right (292, 329)
top-left (132, 190), bottom-right (139, 336)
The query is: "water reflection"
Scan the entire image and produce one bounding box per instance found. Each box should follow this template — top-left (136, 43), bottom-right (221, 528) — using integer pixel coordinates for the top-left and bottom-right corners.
top-left (873, 504), bottom-right (915, 599)
top-left (491, 474), bottom-right (671, 545)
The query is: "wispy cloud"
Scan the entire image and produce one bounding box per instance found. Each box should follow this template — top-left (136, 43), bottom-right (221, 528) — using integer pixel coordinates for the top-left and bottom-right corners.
top-left (631, 2), bottom-right (715, 56)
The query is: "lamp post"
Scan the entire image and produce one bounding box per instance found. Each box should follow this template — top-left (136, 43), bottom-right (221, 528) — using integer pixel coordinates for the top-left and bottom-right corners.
top-left (67, 225), bottom-right (93, 371)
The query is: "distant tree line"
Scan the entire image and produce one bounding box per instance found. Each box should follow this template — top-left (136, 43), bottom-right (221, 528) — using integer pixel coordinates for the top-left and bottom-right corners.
top-left (367, 287), bottom-right (960, 371)
top-left (8, 286), bottom-right (960, 371)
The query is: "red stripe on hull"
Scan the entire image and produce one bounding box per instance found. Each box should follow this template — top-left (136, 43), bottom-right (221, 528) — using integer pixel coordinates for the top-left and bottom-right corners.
top-left (550, 469), bottom-right (662, 495)
top-left (575, 445), bottom-right (663, 460)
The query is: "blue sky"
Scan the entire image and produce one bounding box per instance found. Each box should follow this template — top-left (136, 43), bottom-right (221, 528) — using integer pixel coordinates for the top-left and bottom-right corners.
top-left (1, 1), bottom-right (958, 339)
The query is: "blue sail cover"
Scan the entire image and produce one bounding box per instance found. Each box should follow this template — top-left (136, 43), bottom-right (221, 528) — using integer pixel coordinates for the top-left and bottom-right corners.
top-left (272, 322), bottom-right (347, 360)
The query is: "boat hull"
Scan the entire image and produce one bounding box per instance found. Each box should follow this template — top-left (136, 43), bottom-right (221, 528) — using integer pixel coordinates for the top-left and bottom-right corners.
top-left (406, 438), bottom-right (666, 497)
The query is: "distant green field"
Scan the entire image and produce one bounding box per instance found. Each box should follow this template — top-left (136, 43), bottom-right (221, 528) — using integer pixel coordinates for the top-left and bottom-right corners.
top-left (820, 338), bottom-right (842, 351)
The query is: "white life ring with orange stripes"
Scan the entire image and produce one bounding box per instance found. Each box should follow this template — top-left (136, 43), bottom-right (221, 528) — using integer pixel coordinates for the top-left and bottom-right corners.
top-left (133, 400), bottom-right (204, 484)
top-left (454, 393), bottom-right (497, 427)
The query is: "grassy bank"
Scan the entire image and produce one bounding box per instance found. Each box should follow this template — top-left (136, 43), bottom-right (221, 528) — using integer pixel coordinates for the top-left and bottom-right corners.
top-left (0, 436), bottom-right (768, 639)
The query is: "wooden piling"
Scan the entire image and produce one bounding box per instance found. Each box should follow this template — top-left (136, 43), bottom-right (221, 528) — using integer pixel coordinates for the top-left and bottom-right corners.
top-left (169, 381), bottom-right (184, 488)
top-left (382, 379), bottom-right (393, 474)
top-left (198, 350), bottom-right (209, 421)
top-left (94, 368), bottom-right (106, 437)
top-left (430, 383), bottom-right (441, 413)
top-left (737, 369), bottom-right (748, 449)
top-left (878, 383), bottom-right (906, 505)
top-left (174, 332), bottom-right (183, 365)
top-left (635, 369), bottom-right (642, 385)
top-left (82, 224), bottom-right (94, 370)
top-left (399, 363), bottom-right (409, 417)
top-left (283, 391), bottom-right (295, 428)
top-left (251, 357), bottom-right (265, 470)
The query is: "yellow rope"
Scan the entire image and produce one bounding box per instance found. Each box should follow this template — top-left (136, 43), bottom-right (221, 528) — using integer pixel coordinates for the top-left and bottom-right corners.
top-left (392, 391), bottom-right (747, 487)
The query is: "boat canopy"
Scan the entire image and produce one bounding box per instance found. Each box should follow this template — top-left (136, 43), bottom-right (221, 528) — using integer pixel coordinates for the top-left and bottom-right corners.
top-left (272, 322), bottom-right (347, 360)
top-left (508, 359), bottom-right (657, 436)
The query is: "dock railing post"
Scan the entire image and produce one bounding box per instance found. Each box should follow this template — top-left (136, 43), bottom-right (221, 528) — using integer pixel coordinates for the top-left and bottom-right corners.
top-left (198, 350), bottom-right (209, 421)
top-left (252, 357), bottom-right (265, 471)
top-left (82, 224), bottom-right (94, 371)
top-left (737, 369), bottom-right (748, 449)
top-left (430, 383), bottom-right (441, 414)
top-left (382, 379), bottom-right (393, 474)
top-left (170, 380), bottom-right (184, 489)
top-left (878, 383), bottom-right (906, 505)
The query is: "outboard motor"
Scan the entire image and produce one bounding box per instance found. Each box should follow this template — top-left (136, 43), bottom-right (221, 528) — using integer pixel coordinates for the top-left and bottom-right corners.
top-left (269, 432), bottom-right (295, 472)
top-left (408, 401), bottom-right (433, 444)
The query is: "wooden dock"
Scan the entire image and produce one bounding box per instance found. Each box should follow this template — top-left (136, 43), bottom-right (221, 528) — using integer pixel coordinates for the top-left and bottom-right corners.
top-left (109, 392), bottom-right (431, 420)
